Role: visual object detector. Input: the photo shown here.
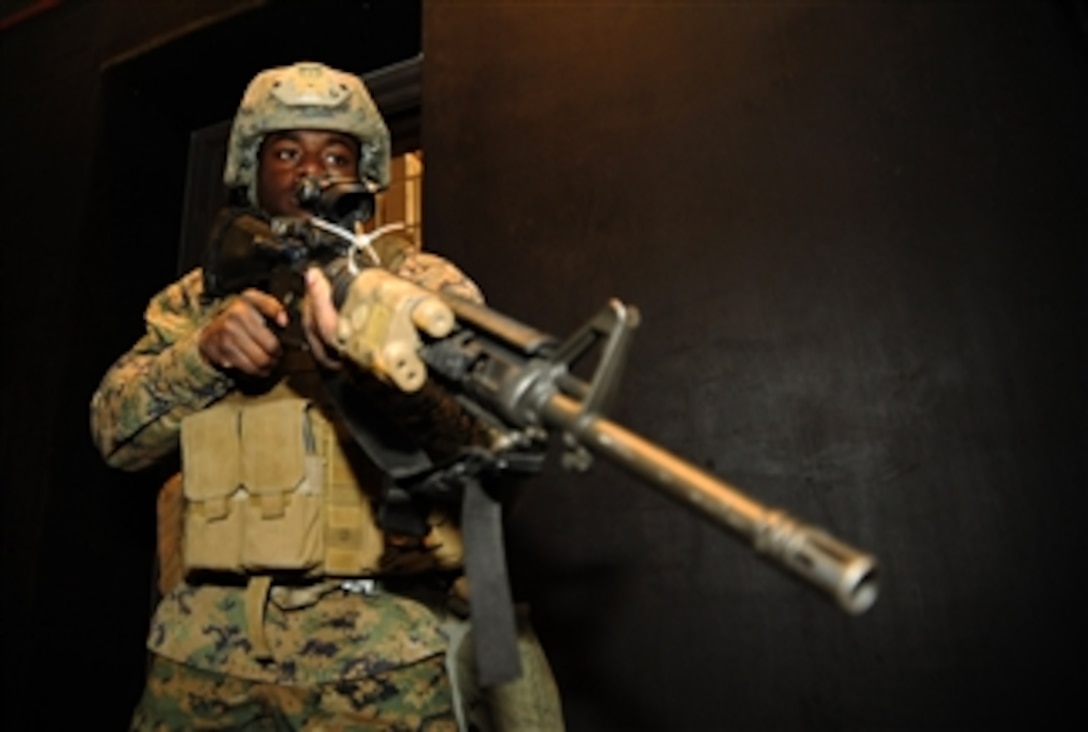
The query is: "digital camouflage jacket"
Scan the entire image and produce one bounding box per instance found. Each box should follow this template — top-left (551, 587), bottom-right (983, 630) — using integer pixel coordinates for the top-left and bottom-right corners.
top-left (90, 249), bottom-right (483, 685)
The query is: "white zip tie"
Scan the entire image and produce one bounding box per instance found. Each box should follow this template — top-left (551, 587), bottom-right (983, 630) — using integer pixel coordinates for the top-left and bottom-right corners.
top-left (307, 218), bottom-right (406, 275)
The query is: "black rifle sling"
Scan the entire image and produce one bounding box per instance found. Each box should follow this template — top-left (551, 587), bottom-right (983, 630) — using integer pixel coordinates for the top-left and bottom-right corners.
top-left (321, 371), bottom-right (522, 686)
top-left (461, 476), bottom-right (522, 686)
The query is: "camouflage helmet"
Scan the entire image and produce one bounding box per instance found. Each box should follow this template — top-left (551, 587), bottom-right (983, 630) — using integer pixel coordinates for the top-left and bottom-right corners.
top-left (223, 61), bottom-right (391, 206)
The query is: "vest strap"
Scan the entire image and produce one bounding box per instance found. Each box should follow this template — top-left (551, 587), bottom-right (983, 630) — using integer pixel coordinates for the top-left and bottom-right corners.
top-left (245, 575), bottom-right (274, 660)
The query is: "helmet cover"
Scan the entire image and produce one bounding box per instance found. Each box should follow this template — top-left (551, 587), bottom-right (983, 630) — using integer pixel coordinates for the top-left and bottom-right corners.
top-left (223, 61), bottom-right (391, 205)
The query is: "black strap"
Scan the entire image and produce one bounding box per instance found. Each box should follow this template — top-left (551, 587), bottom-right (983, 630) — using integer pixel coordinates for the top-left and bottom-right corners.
top-left (321, 371), bottom-right (522, 686)
top-left (462, 477), bottom-right (522, 687)
top-left (322, 372), bottom-right (435, 481)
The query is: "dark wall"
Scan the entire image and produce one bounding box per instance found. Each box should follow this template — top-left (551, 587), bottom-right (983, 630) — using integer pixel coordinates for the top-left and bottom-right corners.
top-left (423, 1), bottom-right (1086, 730)
top-left (3, 0), bottom-right (1084, 729)
top-left (0, 0), bottom-right (421, 725)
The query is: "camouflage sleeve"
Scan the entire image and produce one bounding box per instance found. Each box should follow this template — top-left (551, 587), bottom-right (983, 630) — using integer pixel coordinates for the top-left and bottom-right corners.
top-left (89, 268), bottom-right (234, 471)
top-left (389, 242), bottom-right (485, 305)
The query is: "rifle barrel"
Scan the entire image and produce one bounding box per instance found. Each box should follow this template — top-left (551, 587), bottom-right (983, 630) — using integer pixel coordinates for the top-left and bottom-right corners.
top-left (540, 392), bottom-right (879, 615)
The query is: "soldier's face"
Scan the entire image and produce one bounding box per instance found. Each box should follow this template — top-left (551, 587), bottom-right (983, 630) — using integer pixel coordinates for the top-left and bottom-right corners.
top-left (256, 130), bottom-right (360, 216)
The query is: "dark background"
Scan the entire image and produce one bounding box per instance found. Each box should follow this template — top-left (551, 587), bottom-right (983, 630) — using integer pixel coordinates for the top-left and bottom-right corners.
top-left (2, 0), bottom-right (1085, 729)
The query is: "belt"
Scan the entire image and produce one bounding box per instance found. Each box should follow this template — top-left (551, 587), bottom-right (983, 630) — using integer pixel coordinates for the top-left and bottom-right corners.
top-left (341, 573), bottom-right (461, 611)
top-left (244, 572), bottom-right (459, 658)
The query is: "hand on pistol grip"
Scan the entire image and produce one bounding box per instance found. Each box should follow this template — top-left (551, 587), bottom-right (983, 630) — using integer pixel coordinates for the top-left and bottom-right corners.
top-left (336, 268), bottom-right (455, 391)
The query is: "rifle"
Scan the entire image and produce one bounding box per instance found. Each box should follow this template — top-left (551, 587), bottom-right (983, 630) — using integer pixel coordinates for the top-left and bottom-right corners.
top-left (204, 179), bottom-right (879, 683)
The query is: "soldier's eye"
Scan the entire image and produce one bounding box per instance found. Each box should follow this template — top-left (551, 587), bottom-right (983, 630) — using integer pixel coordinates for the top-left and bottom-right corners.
top-left (324, 144), bottom-right (357, 170)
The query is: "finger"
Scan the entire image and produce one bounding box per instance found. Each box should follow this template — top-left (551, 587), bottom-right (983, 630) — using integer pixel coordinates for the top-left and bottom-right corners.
top-left (301, 272), bottom-right (343, 370)
top-left (227, 329), bottom-right (280, 374)
top-left (304, 268), bottom-right (340, 343)
top-left (226, 296), bottom-right (284, 353)
top-left (240, 288), bottom-right (289, 328)
top-left (204, 298), bottom-right (283, 375)
top-left (209, 323), bottom-right (277, 375)
top-left (215, 341), bottom-right (262, 375)
top-left (304, 329), bottom-right (343, 370)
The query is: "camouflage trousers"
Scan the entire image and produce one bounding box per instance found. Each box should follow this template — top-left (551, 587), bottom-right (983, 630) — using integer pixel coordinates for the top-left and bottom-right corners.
top-left (130, 654), bottom-right (458, 731)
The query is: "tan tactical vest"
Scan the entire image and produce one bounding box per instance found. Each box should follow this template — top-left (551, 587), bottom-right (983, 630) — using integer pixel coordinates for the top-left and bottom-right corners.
top-left (178, 363), bottom-right (465, 581)
top-left (158, 364), bottom-right (568, 730)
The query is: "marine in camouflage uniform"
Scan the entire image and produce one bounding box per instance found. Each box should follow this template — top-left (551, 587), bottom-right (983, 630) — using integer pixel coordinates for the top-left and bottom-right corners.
top-left (90, 62), bottom-right (562, 731)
